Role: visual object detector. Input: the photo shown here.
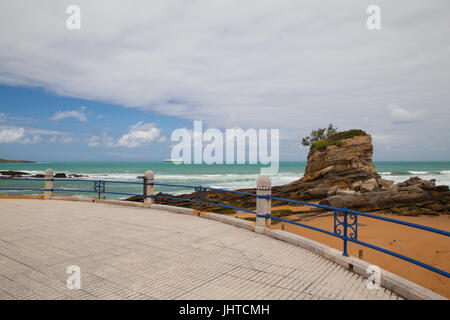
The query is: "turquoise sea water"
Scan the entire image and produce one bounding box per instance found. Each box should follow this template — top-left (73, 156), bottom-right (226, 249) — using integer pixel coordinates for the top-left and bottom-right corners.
top-left (1, 161), bottom-right (449, 198)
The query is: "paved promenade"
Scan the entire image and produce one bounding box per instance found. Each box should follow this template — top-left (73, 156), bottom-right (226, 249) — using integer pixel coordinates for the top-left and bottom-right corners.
top-left (0, 199), bottom-right (401, 300)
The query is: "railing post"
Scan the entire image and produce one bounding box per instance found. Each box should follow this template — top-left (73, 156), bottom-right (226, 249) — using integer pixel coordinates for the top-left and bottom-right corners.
top-left (343, 207), bottom-right (349, 257)
top-left (255, 175), bottom-right (271, 234)
top-left (144, 170), bottom-right (154, 207)
top-left (44, 168), bottom-right (54, 200)
top-left (97, 180), bottom-right (101, 199)
top-left (198, 186), bottom-right (203, 212)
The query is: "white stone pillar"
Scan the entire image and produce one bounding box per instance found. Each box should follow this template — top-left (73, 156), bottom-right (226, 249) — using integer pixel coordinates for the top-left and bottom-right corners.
top-left (44, 168), bottom-right (54, 200)
top-left (144, 170), bottom-right (154, 207)
top-left (255, 175), bottom-right (271, 233)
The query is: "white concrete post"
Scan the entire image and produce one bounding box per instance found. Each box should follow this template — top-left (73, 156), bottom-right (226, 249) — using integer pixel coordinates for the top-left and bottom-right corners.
top-left (44, 168), bottom-right (54, 200)
top-left (255, 175), bottom-right (271, 233)
top-left (144, 170), bottom-right (154, 207)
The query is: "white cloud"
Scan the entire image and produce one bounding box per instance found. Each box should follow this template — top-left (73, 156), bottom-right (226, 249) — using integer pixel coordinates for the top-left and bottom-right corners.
top-left (87, 133), bottom-right (115, 147)
top-left (0, 113), bottom-right (37, 124)
top-left (50, 106), bottom-right (87, 122)
top-left (87, 123), bottom-right (161, 148)
top-left (49, 135), bottom-right (78, 144)
top-left (387, 104), bottom-right (423, 124)
top-left (22, 135), bottom-right (43, 144)
top-left (60, 136), bottom-right (77, 144)
top-left (0, 125), bottom-right (76, 145)
top-left (0, 127), bottom-right (26, 143)
top-left (117, 122), bottom-right (161, 148)
top-left (157, 136), bottom-right (167, 143)
top-left (0, 127), bottom-right (43, 144)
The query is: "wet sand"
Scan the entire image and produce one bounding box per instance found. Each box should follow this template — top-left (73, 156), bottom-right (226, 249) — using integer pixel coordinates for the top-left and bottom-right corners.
top-left (231, 207), bottom-right (450, 298)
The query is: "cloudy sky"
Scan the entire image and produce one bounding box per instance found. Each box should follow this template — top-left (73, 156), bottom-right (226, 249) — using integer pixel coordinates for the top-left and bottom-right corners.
top-left (0, 0), bottom-right (449, 161)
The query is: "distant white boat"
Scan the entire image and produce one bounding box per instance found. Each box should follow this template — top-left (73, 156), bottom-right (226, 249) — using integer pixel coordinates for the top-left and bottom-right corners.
top-left (163, 158), bottom-right (183, 163)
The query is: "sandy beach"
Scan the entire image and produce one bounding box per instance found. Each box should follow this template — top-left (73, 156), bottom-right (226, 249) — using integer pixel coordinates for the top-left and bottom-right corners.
top-left (231, 207), bottom-right (450, 298)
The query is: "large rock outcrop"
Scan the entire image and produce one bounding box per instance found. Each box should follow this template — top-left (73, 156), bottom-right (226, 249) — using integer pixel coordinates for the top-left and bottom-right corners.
top-left (274, 130), bottom-right (387, 200)
top-left (301, 133), bottom-right (379, 188)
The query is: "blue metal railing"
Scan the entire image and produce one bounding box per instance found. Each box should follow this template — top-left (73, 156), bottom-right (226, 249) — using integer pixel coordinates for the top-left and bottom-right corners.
top-left (267, 196), bottom-right (450, 278)
top-left (0, 177), bottom-right (144, 199)
top-left (0, 176), bottom-right (449, 278)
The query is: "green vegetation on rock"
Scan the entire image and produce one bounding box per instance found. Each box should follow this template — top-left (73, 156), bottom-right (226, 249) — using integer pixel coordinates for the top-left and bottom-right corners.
top-left (301, 123), bottom-right (338, 147)
top-left (309, 129), bottom-right (368, 152)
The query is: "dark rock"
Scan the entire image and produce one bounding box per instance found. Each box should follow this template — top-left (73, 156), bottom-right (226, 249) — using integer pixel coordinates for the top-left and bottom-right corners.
top-left (426, 203), bottom-right (444, 212)
top-left (391, 207), bottom-right (409, 214)
top-left (54, 173), bottom-right (67, 178)
top-left (397, 176), bottom-right (435, 190)
top-left (416, 200), bottom-right (436, 207)
top-left (0, 170), bottom-right (28, 177)
top-left (307, 187), bottom-right (329, 198)
top-left (415, 208), bottom-right (440, 216)
top-left (319, 177), bottom-right (449, 215)
top-left (327, 186), bottom-right (339, 197)
top-left (126, 195), bottom-right (144, 202)
top-left (68, 174), bottom-right (85, 178)
top-left (0, 158), bottom-right (34, 163)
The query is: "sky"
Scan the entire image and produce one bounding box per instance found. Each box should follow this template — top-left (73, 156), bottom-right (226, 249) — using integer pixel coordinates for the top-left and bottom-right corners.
top-left (0, 0), bottom-right (449, 161)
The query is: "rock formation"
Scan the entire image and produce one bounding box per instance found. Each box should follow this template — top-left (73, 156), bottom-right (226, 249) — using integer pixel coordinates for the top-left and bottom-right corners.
top-left (274, 130), bottom-right (391, 200)
top-left (320, 177), bottom-right (450, 215)
top-left (300, 132), bottom-right (379, 188)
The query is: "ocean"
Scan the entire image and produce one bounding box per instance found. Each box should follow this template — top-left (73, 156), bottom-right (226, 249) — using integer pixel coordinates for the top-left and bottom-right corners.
top-left (1, 161), bottom-right (449, 199)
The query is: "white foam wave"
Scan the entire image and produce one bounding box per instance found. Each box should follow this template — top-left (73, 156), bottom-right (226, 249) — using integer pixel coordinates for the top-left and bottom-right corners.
top-left (9, 168), bottom-right (450, 190)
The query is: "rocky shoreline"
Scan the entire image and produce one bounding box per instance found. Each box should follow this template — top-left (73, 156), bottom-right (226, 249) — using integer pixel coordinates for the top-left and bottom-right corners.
top-left (0, 158), bottom-right (34, 163)
top-left (125, 175), bottom-right (449, 216)
top-left (0, 170), bottom-right (85, 179)
top-left (320, 176), bottom-right (449, 215)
